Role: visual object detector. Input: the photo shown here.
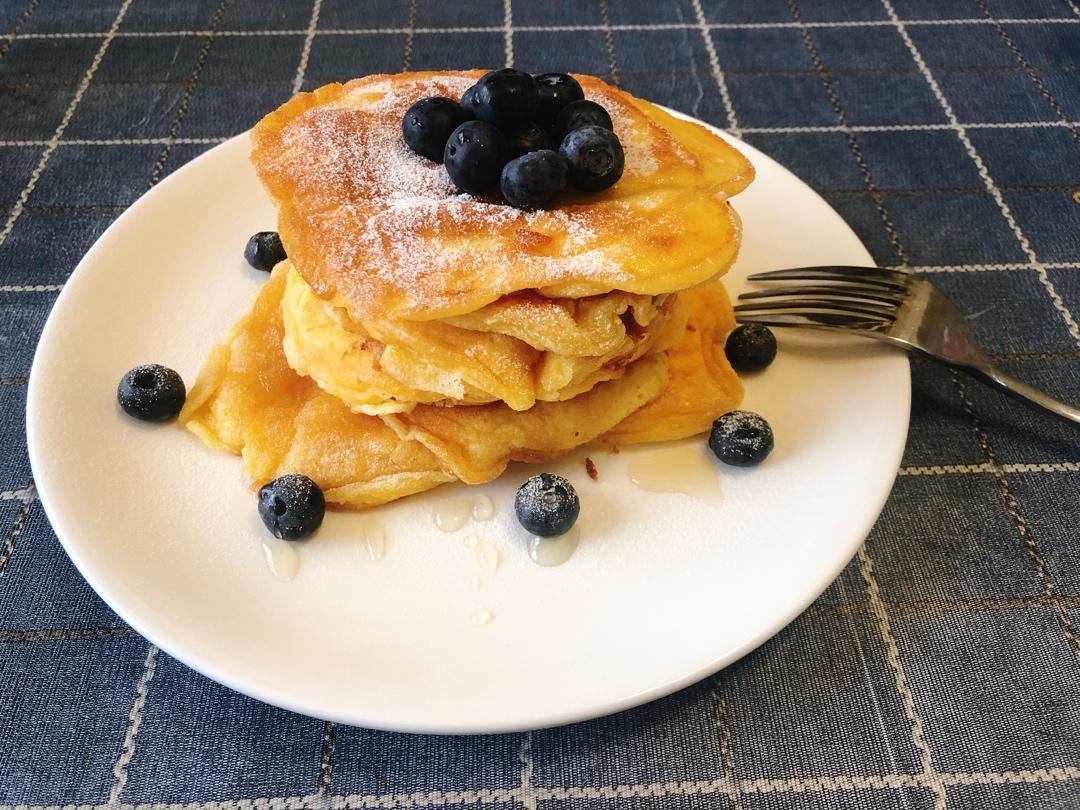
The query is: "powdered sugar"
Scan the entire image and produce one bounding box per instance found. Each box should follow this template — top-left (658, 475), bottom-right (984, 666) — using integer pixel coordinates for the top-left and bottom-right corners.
top-left (284, 73), bottom-right (661, 213)
top-left (283, 103), bottom-right (458, 203)
top-left (255, 72), bottom-right (686, 318)
top-left (604, 95), bottom-right (659, 177)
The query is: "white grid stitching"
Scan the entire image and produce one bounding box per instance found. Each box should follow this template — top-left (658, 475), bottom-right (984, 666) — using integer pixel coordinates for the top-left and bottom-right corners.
top-left (905, 262), bottom-right (1080, 273)
top-left (0, 486), bottom-right (35, 503)
top-left (0, 0), bottom-right (133, 250)
top-left (503, 0), bottom-right (513, 67)
top-left (107, 644), bottom-right (159, 805)
top-left (691, 0), bottom-right (740, 135)
top-left (0, 137), bottom-right (228, 147)
top-left (856, 547), bottom-right (947, 809)
top-left (786, 0), bottom-right (909, 266)
top-left (2, 767), bottom-right (1079, 809)
top-left (880, 0), bottom-right (1080, 350)
top-left (737, 120), bottom-right (1080, 133)
top-left (518, 731), bottom-right (537, 810)
top-left (292, 0), bottom-right (323, 95)
top-left (709, 681), bottom-right (745, 809)
top-left (0, 284), bottom-right (64, 292)
top-left (900, 462), bottom-right (1080, 475)
top-left (2, 18), bottom-right (1080, 40)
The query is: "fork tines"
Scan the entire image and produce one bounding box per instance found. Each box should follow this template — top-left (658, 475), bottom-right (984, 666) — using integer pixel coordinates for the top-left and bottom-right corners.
top-left (739, 282), bottom-right (905, 303)
top-left (733, 311), bottom-right (893, 332)
top-left (745, 265), bottom-right (909, 290)
top-left (735, 266), bottom-right (911, 331)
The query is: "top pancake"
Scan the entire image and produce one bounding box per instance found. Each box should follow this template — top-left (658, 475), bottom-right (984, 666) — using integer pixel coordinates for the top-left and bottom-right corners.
top-left (250, 70), bottom-right (754, 321)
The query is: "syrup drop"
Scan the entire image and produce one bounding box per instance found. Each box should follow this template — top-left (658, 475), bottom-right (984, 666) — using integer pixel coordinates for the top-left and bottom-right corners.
top-left (627, 444), bottom-right (721, 503)
top-left (528, 526), bottom-right (581, 567)
top-left (433, 498), bottom-right (471, 532)
top-left (472, 494), bottom-right (495, 521)
top-left (361, 522), bottom-right (386, 560)
top-left (261, 539), bottom-right (299, 581)
top-left (475, 541), bottom-right (499, 575)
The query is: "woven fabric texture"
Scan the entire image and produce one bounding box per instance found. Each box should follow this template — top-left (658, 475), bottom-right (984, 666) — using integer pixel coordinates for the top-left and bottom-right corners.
top-left (2, 1), bottom-right (1079, 807)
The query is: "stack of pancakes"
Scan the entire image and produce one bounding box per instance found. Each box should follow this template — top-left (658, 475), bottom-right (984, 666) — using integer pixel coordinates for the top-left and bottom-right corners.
top-left (179, 71), bottom-right (754, 508)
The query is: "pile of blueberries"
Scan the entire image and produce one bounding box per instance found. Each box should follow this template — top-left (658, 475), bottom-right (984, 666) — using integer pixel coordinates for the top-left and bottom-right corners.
top-left (402, 70), bottom-right (625, 210)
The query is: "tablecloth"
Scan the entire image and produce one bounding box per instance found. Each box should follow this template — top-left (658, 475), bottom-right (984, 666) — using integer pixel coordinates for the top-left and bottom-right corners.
top-left (2, 0), bottom-right (1079, 807)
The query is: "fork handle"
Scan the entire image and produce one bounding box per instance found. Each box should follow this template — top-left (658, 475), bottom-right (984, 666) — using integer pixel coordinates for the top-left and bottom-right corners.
top-left (966, 365), bottom-right (1080, 425)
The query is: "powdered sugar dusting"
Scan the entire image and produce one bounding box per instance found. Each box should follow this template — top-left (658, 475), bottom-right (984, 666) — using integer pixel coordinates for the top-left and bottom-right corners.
top-left (601, 93), bottom-right (659, 177)
top-left (284, 102), bottom-right (458, 203)
top-left (253, 72), bottom-right (705, 318)
top-left (713, 409), bottom-right (769, 436)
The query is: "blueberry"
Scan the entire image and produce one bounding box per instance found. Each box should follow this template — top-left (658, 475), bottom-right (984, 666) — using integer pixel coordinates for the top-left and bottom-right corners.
top-left (559, 125), bottom-right (624, 192)
top-left (117, 364), bottom-right (186, 422)
top-left (505, 121), bottom-right (552, 158)
top-left (461, 84), bottom-right (482, 117)
top-left (257, 474), bottom-right (325, 540)
top-left (244, 231), bottom-right (287, 272)
top-left (534, 72), bottom-right (585, 122)
top-left (443, 120), bottom-right (508, 194)
top-left (515, 473), bottom-right (580, 537)
top-left (501, 150), bottom-right (568, 210)
top-left (708, 411), bottom-right (774, 467)
top-left (725, 324), bottom-right (777, 373)
top-left (552, 99), bottom-right (613, 142)
top-left (472, 68), bottom-right (538, 127)
top-left (402, 96), bottom-right (472, 162)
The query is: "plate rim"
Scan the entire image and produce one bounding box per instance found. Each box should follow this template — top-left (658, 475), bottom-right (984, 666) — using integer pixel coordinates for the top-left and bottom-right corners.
top-left (27, 112), bottom-right (910, 734)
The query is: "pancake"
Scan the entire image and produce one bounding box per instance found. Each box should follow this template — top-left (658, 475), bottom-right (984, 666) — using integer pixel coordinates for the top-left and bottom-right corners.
top-left (281, 264), bottom-right (684, 414)
top-left (178, 268), bottom-right (454, 506)
top-left (181, 266), bottom-right (691, 506)
top-left (181, 70), bottom-right (752, 509)
top-left (250, 71), bottom-right (754, 321)
top-left (601, 283), bottom-right (742, 445)
top-left (443, 288), bottom-right (666, 356)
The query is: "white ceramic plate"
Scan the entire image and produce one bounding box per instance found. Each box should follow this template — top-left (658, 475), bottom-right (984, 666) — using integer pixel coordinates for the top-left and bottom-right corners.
top-left (28, 115), bottom-right (909, 734)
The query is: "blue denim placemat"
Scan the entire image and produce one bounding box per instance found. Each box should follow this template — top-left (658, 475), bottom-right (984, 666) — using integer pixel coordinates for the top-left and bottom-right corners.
top-left (2, 0), bottom-right (1079, 807)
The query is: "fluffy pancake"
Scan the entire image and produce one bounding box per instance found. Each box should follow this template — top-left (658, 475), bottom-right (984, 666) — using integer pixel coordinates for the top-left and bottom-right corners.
top-left (182, 70), bottom-right (752, 508)
top-left (250, 71), bottom-right (754, 321)
top-left (443, 289), bottom-right (665, 356)
top-left (281, 264), bottom-right (684, 414)
top-left (179, 268), bottom-right (454, 505)
top-left (601, 283), bottom-right (742, 445)
top-left (180, 267), bottom-right (743, 507)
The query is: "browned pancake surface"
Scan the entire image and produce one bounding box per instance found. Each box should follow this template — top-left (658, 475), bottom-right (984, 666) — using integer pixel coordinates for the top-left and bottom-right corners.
top-left (251, 71), bottom-right (754, 320)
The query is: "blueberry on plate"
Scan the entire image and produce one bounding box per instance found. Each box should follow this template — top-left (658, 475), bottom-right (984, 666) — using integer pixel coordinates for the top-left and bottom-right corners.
top-left (515, 473), bottom-right (580, 537)
top-left (552, 99), bottom-right (613, 142)
top-left (501, 150), bottom-right (568, 210)
top-left (257, 474), bottom-right (325, 540)
top-left (461, 84), bottom-right (483, 117)
top-left (708, 411), bottom-right (774, 467)
top-left (559, 125), bottom-right (624, 192)
top-left (472, 68), bottom-right (538, 127)
top-left (244, 231), bottom-right (287, 272)
top-left (443, 120), bottom-right (508, 194)
top-left (505, 120), bottom-right (552, 158)
top-left (402, 96), bottom-right (472, 162)
top-left (117, 364), bottom-right (186, 422)
top-left (534, 72), bottom-right (585, 122)
top-left (725, 323), bottom-right (777, 373)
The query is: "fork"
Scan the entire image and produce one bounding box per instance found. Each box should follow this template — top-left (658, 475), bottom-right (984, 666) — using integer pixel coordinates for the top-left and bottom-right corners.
top-left (733, 266), bottom-right (1080, 425)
